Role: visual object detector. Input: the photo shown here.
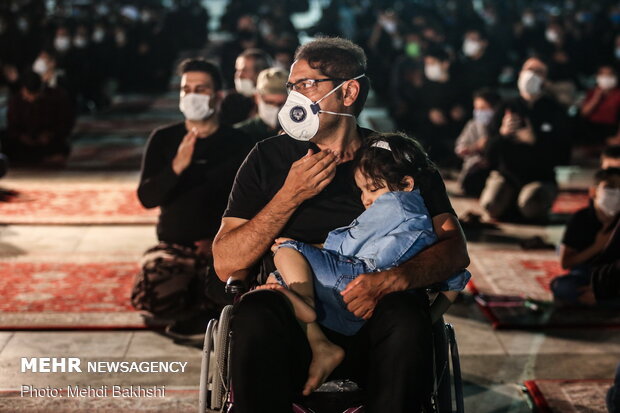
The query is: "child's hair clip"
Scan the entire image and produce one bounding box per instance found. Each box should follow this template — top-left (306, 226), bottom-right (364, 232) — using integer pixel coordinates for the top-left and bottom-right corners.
top-left (371, 140), bottom-right (392, 152)
top-left (370, 140), bottom-right (413, 162)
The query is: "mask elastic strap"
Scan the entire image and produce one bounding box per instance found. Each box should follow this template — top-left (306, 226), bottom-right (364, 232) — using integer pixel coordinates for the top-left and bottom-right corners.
top-left (318, 110), bottom-right (355, 118)
top-left (312, 73), bottom-right (366, 108)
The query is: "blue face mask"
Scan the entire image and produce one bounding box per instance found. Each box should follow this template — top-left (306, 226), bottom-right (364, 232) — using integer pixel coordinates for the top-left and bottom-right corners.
top-left (611, 13), bottom-right (620, 24)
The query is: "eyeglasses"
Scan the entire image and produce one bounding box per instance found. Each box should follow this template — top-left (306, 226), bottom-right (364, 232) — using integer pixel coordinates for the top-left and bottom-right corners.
top-left (285, 78), bottom-right (347, 94)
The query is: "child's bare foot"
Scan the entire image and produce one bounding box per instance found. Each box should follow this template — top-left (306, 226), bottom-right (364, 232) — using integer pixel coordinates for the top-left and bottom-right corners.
top-left (302, 340), bottom-right (345, 396)
top-left (254, 284), bottom-right (316, 323)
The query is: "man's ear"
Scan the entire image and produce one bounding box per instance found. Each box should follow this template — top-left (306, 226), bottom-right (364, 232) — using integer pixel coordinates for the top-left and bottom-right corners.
top-left (589, 186), bottom-right (597, 199)
top-left (401, 176), bottom-right (415, 191)
top-left (343, 79), bottom-right (360, 109)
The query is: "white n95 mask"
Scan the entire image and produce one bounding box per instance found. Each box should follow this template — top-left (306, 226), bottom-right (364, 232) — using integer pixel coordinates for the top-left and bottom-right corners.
top-left (179, 93), bottom-right (214, 121)
top-left (258, 100), bottom-right (280, 129)
top-left (278, 74), bottom-right (365, 141)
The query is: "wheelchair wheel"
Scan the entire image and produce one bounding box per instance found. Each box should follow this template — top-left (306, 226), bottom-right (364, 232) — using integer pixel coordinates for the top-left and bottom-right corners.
top-left (210, 305), bottom-right (233, 410)
top-left (199, 318), bottom-right (216, 413)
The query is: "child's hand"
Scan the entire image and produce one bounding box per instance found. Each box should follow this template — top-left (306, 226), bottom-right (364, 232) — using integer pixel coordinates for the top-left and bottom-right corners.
top-left (271, 237), bottom-right (294, 253)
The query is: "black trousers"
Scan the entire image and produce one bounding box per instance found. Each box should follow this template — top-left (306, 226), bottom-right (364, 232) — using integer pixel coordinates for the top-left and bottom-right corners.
top-left (230, 289), bottom-right (433, 413)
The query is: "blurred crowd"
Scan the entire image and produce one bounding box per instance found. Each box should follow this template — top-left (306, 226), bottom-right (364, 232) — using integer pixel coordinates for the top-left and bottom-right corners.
top-left (0, 0), bottom-right (620, 184)
top-left (0, 0), bottom-right (208, 107)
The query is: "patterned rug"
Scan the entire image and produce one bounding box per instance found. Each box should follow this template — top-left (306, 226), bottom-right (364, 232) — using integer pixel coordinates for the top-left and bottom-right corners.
top-left (468, 248), bottom-right (620, 329)
top-left (0, 255), bottom-right (146, 329)
top-left (551, 190), bottom-right (590, 215)
top-left (0, 389), bottom-right (197, 412)
top-left (523, 379), bottom-right (613, 413)
top-left (0, 182), bottom-right (157, 225)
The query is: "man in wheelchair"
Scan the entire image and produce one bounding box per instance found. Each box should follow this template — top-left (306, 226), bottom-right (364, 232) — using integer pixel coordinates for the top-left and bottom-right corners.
top-left (213, 37), bottom-right (470, 413)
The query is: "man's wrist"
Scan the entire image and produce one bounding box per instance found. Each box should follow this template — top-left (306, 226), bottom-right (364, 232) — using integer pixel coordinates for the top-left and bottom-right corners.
top-left (380, 267), bottom-right (411, 293)
top-left (274, 187), bottom-right (303, 211)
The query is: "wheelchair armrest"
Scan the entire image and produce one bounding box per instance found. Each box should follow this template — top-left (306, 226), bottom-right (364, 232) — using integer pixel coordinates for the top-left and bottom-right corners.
top-left (430, 293), bottom-right (452, 325)
top-left (225, 271), bottom-right (250, 295)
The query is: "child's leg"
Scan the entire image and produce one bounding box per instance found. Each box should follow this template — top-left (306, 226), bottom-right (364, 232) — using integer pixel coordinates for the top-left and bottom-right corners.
top-left (302, 322), bottom-right (345, 396)
top-left (273, 247), bottom-right (317, 321)
top-left (255, 283), bottom-right (316, 323)
top-left (273, 246), bottom-right (345, 394)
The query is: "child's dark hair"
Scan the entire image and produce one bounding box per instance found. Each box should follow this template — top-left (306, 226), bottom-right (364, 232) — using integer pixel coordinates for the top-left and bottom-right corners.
top-left (354, 132), bottom-right (436, 191)
top-left (594, 167), bottom-right (620, 185)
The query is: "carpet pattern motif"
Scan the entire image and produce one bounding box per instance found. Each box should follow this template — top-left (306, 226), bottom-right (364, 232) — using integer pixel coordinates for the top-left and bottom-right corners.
top-left (468, 248), bottom-right (620, 328)
top-left (524, 379), bottom-right (612, 413)
top-left (0, 182), bottom-right (157, 224)
top-left (0, 255), bottom-right (145, 329)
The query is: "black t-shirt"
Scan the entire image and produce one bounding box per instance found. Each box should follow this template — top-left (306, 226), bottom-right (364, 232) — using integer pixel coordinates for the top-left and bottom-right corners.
top-left (138, 122), bottom-right (254, 246)
top-left (224, 128), bottom-right (455, 276)
top-left (486, 96), bottom-right (570, 185)
top-left (561, 203), bottom-right (602, 253)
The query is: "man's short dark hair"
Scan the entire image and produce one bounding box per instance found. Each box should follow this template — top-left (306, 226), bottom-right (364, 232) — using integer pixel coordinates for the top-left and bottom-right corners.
top-left (294, 36), bottom-right (369, 116)
top-left (594, 167), bottom-right (620, 185)
top-left (21, 71), bottom-right (43, 94)
top-left (465, 26), bottom-right (488, 40)
top-left (602, 145), bottom-right (620, 160)
top-left (177, 58), bottom-right (223, 91)
top-left (239, 48), bottom-right (272, 74)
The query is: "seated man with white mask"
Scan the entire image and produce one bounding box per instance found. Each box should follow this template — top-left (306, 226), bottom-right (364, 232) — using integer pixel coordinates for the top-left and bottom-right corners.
top-left (235, 67), bottom-right (288, 143)
top-left (132, 59), bottom-right (254, 341)
top-left (480, 57), bottom-right (571, 222)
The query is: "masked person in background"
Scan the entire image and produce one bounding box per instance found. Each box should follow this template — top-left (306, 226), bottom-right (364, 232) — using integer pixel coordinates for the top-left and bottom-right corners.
top-left (416, 47), bottom-right (468, 166)
top-left (454, 28), bottom-right (501, 98)
top-left (133, 59), bottom-right (254, 342)
top-left (480, 57), bottom-right (571, 222)
top-left (235, 67), bottom-right (288, 143)
top-left (454, 89), bottom-right (501, 197)
top-left (550, 167), bottom-right (620, 307)
top-left (580, 65), bottom-right (620, 145)
top-left (220, 48), bottom-right (272, 126)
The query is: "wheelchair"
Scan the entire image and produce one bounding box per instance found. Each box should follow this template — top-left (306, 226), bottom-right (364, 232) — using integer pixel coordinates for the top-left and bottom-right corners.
top-left (198, 278), bottom-right (465, 413)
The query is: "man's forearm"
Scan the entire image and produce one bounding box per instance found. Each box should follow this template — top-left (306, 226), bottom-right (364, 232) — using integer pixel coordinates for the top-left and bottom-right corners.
top-left (213, 190), bottom-right (299, 279)
top-left (394, 234), bottom-right (470, 289)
